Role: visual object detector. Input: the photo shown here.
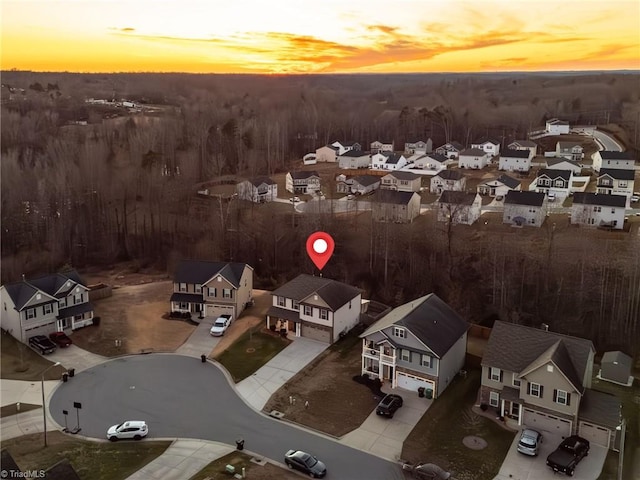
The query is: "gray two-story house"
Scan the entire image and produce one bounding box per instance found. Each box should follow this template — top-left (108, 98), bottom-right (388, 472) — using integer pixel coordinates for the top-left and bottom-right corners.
top-left (0, 270), bottom-right (94, 343)
top-left (503, 191), bottom-right (548, 227)
top-left (170, 261), bottom-right (253, 320)
top-left (481, 321), bottom-right (622, 449)
top-left (360, 294), bottom-right (469, 399)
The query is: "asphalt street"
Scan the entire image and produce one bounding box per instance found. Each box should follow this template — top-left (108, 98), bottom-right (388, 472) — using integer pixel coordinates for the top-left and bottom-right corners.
top-left (49, 354), bottom-right (404, 480)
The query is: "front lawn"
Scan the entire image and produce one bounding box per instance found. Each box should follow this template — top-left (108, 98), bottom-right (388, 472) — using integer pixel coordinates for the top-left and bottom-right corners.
top-left (189, 451), bottom-right (300, 480)
top-left (2, 431), bottom-right (170, 480)
top-left (1, 332), bottom-right (67, 381)
top-left (214, 327), bottom-right (290, 382)
top-left (402, 369), bottom-right (515, 480)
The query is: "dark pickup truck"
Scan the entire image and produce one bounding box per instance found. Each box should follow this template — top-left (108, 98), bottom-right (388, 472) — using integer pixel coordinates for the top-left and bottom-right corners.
top-left (546, 435), bottom-right (590, 476)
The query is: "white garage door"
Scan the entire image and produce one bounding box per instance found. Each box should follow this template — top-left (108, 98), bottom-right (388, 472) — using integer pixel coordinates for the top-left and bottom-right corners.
top-left (301, 324), bottom-right (331, 343)
top-left (579, 421), bottom-right (610, 448)
top-left (205, 304), bottom-right (235, 318)
top-left (523, 408), bottom-right (572, 436)
top-left (396, 372), bottom-right (435, 394)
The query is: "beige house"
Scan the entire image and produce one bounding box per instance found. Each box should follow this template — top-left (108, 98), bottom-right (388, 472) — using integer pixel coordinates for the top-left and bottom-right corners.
top-left (170, 261), bottom-right (253, 319)
top-left (381, 171), bottom-right (421, 192)
top-left (371, 190), bottom-right (421, 223)
top-left (481, 321), bottom-right (622, 450)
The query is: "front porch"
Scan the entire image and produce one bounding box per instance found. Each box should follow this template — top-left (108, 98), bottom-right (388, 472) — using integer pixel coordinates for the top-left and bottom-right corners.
top-left (361, 339), bottom-right (397, 385)
top-left (265, 305), bottom-right (300, 337)
top-left (57, 302), bottom-right (95, 330)
top-left (170, 292), bottom-right (204, 315)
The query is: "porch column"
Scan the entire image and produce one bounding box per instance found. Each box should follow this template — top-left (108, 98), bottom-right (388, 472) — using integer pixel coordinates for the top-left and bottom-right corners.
top-left (501, 399), bottom-right (506, 418)
top-left (518, 404), bottom-right (523, 426)
top-left (265, 316), bottom-right (270, 329)
top-left (296, 323), bottom-right (301, 337)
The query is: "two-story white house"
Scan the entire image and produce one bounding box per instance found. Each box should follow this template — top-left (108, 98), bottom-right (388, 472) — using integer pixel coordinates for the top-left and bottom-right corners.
top-left (331, 140), bottom-right (361, 155)
top-left (471, 138), bottom-right (501, 157)
top-left (592, 150), bottom-right (635, 173)
top-left (458, 148), bottom-right (491, 169)
top-left (350, 175), bottom-right (381, 195)
top-left (381, 171), bottom-right (421, 192)
top-left (508, 140), bottom-right (537, 159)
top-left (596, 169), bottom-right (635, 207)
top-left (414, 153), bottom-right (448, 171)
top-left (545, 158), bottom-right (582, 176)
top-left (435, 141), bottom-right (464, 159)
top-left (286, 171), bottom-right (321, 194)
top-left (430, 170), bottom-right (466, 194)
top-left (370, 152), bottom-right (408, 171)
top-left (546, 118), bottom-right (570, 135)
top-left (404, 139), bottom-right (432, 155)
top-left (338, 150), bottom-right (371, 169)
top-left (315, 144), bottom-right (339, 163)
top-left (170, 261), bottom-right (254, 319)
top-left (236, 176), bottom-right (278, 203)
top-left (556, 142), bottom-right (584, 162)
top-left (370, 140), bottom-right (394, 154)
top-left (437, 191), bottom-right (482, 225)
top-left (571, 193), bottom-right (627, 230)
top-left (498, 148), bottom-right (532, 172)
top-left (504, 191), bottom-right (548, 227)
top-left (530, 169), bottom-right (573, 201)
top-left (481, 321), bottom-right (622, 449)
top-left (266, 274), bottom-right (362, 343)
top-left (477, 174), bottom-right (521, 198)
top-left (360, 293), bottom-right (469, 399)
top-left (0, 270), bottom-right (95, 342)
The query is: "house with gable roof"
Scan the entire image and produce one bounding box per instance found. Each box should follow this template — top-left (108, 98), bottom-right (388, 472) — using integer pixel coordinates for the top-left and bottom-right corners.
top-left (471, 137), bottom-right (501, 157)
top-left (596, 169), bottom-right (635, 206)
top-left (236, 176), bottom-right (278, 203)
top-left (414, 152), bottom-right (448, 171)
top-left (545, 158), bottom-right (582, 176)
top-left (435, 141), bottom-right (464, 159)
top-left (266, 274), bottom-right (362, 343)
top-left (437, 191), bottom-right (482, 225)
top-left (381, 171), bottom-right (421, 192)
top-left (458, 148), bottom-right (491, 169)
top-left (503, 191), bottom-right (548, 227)
top-left (498, 148), bottom-right (532, 172)
top-left (286, 171), bottom-right (321, 194)
top-left (404, 139), bottom-right (432, 155)
top-left (546, 118), bottom-right (570, 135)
top-left (370, 152), bottom-right (408, 171)
top-left (370, 140), bottom-right (394, 154)
top-left (571, 193), bottom-right (626, 229)
top-left (338, 150), bottom-right (370, 169)
top-left (477, 174), bottom-right (521, 198)
top-left (331, 140), bottom-right (361, 155)
top-left (592, 150), bottom-right (635, 172)
top-left (508, 140), bottom-right (537, 159)
top-left (481, 321), bottom-right (622, 449)
top-left (556, 142), bottom-right (584, 162)
top-left (430, 170), bottom-right (466, 194)
top-left (371, 190), bottom-right (421, 223)
top-left (315, 144), bottom-right (339, 163)
top-left (350, 175), bottom-right (381, 195)
top-left (530, 168), bottom-right (573, 201)
top-left (170, 260), bottom-right (253, 319)
top-left (0, 270), bottom-right (94, 342)
top-left (360, 293), bottom-right (469, 398)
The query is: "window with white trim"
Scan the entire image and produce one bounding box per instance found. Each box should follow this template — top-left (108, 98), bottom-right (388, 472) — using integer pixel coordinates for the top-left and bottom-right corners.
top-left (292, 301), bottom-right (299, 311)
top-left (512, 374), bottom-right (521, 387)
top-left (195, 284), bottom-right (202, 294)
top-left (43, 304), bottom-right (53, 315)
top-left (74, 293), bottom-right (83, 304)
top-left (554, 389), bottom-right (570, 405)
top-left (490, 367), bottom-right (502, 382)
top-left (393, 327), bottom-right (406, 338)
top-left (319, 309), bottom-right (328, 320)
top-left (222, 289), bottom-right (232, 299)
top-left (529, 382), bottom-right (542, 398)
top-left (209, 287), bottom-right (217, 297)
top-left (303, 305), bottom-right (312, 316)
top-left (421, 354), bottom-right (432, 368)
top-left (179, 283), bottom-right (187, 292)
top-left (489, 391), bottom-right (499, 407)
top-left (401, 350), bottom-right (410, 362)
top-left (26, 308), bottom-right (36, 320)
top-left (277, 296), bottom-right (286, 307)
top-left (59, 297), bottom-right (67, 308)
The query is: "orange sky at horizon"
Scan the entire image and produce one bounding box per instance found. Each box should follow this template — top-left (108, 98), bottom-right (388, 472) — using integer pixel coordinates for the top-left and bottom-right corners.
top-left (2, 0), bottom-right (639, 74)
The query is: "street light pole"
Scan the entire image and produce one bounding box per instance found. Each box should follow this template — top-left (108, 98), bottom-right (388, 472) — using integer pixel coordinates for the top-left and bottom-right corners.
top-left (41, 361), bottom-right (61, 447)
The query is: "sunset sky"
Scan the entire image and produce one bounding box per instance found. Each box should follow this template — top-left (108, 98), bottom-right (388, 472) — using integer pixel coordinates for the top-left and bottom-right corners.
top-left (2, 0), bottom-right (639, 74)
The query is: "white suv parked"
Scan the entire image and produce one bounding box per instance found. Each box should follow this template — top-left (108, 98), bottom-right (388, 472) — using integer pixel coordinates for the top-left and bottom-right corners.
top-left (107, 420), bottom-right (148, 441)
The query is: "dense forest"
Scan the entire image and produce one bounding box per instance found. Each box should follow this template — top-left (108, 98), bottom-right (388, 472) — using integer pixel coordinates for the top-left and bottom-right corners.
top-left (1, 71), bottom-right (639, 355)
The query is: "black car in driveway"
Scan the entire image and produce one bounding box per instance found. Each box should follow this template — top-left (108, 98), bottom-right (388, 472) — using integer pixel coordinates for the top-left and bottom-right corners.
top-left (28, 335), bottom-right (57, 355)
top-left (546, 435), bottom-right (590, 476)
top-left (376, 393), bottom-right (403, 418)
top-left (285, 450), bottom-right (327, 478)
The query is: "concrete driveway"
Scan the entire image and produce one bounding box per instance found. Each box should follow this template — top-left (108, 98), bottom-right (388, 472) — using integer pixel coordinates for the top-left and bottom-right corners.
top-left (494, 431), bottom-right (607, 480)
top-left (340, 386), bottom-right (432, 461)
top-left (174, 316), bottom-right (222, 358)
top-left (236, 337), bottom-right (327, 410)
top-left (47, 344), bottom-right (107, 373)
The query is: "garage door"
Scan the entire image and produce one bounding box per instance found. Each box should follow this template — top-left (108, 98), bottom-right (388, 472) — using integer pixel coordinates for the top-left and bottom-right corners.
top-left (301, 323), bottom-right (331, 343)
top-left (205, 304), bottom-right (235, 318)
top-left (396, 372), bottom-right (435, 394)
top-left (579, 421), bottom-right (610, 448)
top-left (523, 409), bottom-right (572, 436)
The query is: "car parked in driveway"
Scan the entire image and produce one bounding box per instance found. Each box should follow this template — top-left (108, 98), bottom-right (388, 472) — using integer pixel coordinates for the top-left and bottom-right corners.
top-left (284, 449), bottom-right (327, 478)
top-left (209, 314), bottom-right (233, 336)
top-left (49, 331), bottom-right (72, 347)
top-left (28, 335), bottom-right (57, 355)
top-left (376, 393), bottom-right (403, 418)
top-left (517, 428), bottom-right (542, 456)
top-left (546, 435), bottom-right (590, 476)
top-left (107, 420), bottom-right (148, 441)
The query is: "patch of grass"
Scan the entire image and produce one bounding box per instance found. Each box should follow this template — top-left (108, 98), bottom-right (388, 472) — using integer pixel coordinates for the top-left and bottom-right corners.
top-left (2, 431), bottom-right (170, 480)
top-left (329, 324), bottom-right (364, 357)
top-left (1, 332), bottom-right (67, 381)
top-left (215, 327), bottom-right (290, 382)
top-left (1, 403), bottom-right (41, 418)
top-left (402, 369), bottom-right (515, 480)
top-left (594, 376), bottom-right (640, 480)
top-left (189, 451), bottom-right (299, 480)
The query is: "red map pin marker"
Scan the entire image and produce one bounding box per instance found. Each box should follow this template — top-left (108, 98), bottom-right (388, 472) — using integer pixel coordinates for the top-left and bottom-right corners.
top-left (306, 232), bottom-right (335, 271)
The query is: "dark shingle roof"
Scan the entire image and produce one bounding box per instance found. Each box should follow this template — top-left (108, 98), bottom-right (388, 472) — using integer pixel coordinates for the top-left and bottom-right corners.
top-left (436, 170), bottom-right (465, 180)
top-left (557, 141), bottom-right (582, 150)
top-left (249, 176), bottom-right (276, 187)
top-left (496, 174), bottom-right (521, 189)
top-left (598, 168), bottom-right (635, 180)
top-left (598, 150), bottom-right (634, 160)
top-left (272, 274), bottom-right (360, 311)
top-left (173, 261), bottom-right (250, 287)
top-left (500, 148), bottom-right (530, 159)
top-left (45, 460), bottom-right (82, 480)
top-left (340, 150), bottom-right (368, 158)
top-left (380, 153), bottom-right (404, 164)
top-left (4, 270), bottom-right (85, 310)
top-left (340, 140), bottom-right (360, 147)
top-left (373, 189), bottom-right (417, 205)
top-left (290, 171), bottom-right (320, 180)
top-left (601, 350), bottom-right (632, 368)
top-left (537, 169), bottom-right (572, 181)
top-left (509, 140), bottom-right (537, 148)
top-left (426, 153), bottom-right (448, 163)
top-left (572, 193), bottom-right (627, 208)
top-left (352, 175), bottom-right (380, 187)
top-left (473, 137), bottom-right (500, 146)
top-left (361, 294), bottom-right (469, 358)
top-left (579, 389), bottom-right (621, 429)
top-left (1, 449), bottom-right (20, 473)
top-left (505, 190), bottom-right (545, 206)
top-left (460, 148), bottom-right (486, 156)
top-left (482, 321), bottom-right (594, 393)
top-left (387, 171), bottom-right (419, 181)
top-left (439, 191), bottom-right (478, 205)
top-left (321, 144), bottom-right (339, 151)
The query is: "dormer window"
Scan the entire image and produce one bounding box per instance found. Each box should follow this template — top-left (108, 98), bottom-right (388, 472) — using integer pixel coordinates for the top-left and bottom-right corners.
top-left (393, 327), bottom-right (406, 338)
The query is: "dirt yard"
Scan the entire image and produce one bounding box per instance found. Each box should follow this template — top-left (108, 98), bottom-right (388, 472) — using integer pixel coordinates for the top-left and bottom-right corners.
top-left (263, 335), bottom-right (379, 437)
